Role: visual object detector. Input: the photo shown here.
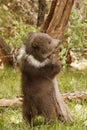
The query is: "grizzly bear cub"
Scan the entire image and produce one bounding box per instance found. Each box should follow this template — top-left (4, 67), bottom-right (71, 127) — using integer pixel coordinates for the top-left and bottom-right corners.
top-left (17, 32), bottom-right (61, 125)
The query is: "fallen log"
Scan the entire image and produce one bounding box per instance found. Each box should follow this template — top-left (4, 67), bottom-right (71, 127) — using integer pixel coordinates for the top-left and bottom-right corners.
top-left (0, 91), bottom-right (87, 107)
top-left (0, 97), bottom-right (22, 107)
top-left (63, 91), bottom-right (87, 102)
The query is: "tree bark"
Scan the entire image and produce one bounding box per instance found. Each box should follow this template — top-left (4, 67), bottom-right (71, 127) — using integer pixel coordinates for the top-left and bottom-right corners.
top-left (41, 0), bottom-right (75, 40)
top-left (63, 91), bottom-right (87, 102)
top-left (0, 37), bottom-right (13, 66)
top-left (37, 0), bottom-right (47, 27)
top-left (40, 0), bottom-right (57, 32)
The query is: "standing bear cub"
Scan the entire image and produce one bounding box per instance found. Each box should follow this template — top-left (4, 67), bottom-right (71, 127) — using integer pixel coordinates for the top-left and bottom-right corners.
top-left (17, 32), bottom-right (62, 125)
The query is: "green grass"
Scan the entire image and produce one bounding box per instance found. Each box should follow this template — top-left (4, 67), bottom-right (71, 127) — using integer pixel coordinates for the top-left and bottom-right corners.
top-left (0, 67), bottom-right (21, 98)
top-left (58, 67), bottom-right (87, 92)
top-left (0, 67), bottom-right (87, 130)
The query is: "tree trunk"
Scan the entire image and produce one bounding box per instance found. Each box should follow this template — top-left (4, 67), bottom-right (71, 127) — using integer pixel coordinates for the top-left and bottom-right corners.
top-left (40, 0), bottom-right (57, 32)
top-left (40, 0), bottom-right (75, 123)
top-left (41, 0), bottom-right (75, 40)
top-left (0, 36), bottom-right (13, 66)
top-left (37, 0), bottom-right (47, 27)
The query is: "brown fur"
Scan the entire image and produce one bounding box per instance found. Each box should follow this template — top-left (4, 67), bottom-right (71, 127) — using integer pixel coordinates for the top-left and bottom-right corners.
top-left (17, 32), bottom-right (61, 125)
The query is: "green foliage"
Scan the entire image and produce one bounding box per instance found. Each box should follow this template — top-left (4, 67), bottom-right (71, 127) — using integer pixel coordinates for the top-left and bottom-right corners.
top-left (59, 0), bottom-right (87, 66)
top-left (0, 1), bottom-right (37, 48)
top-left (65, 0), bottom-right (87, 49)
top-left (6, 21), bottom-right (36, 47)
top-left (58, 68), bottom-right (87, 92)
top-left (0, 67), bottom-right (21, 98)
top-left (58, 45), bottom-right (67, 67)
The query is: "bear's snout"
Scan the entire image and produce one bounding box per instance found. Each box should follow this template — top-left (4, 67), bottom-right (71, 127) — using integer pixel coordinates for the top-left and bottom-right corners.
top-left (53, 39), bottom-right (61, 48)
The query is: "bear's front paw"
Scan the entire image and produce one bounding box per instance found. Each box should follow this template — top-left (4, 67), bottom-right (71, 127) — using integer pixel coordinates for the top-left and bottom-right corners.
top-left (49, 54), bottom-right (59, 64)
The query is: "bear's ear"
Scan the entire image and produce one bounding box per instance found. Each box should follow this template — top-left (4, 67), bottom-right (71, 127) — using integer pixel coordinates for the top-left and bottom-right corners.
top-left (24, 32), bottom-right (35, 45)
top-left (26, 32), bottom-right (36, 42)
top-left (27, 32), bottom-right (35, 39)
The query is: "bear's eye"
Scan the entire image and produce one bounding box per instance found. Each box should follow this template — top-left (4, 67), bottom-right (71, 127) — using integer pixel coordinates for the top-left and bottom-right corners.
top-left (48, 40), bottom-right (51, 44)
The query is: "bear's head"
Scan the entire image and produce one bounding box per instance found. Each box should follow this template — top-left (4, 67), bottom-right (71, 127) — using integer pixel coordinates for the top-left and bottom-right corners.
top-left (24, 32), bottom-right (60, 62)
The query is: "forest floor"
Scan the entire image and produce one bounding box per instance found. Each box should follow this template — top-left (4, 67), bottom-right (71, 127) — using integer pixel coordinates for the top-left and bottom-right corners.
top-left (0, 67), bottom-right (87, 130)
